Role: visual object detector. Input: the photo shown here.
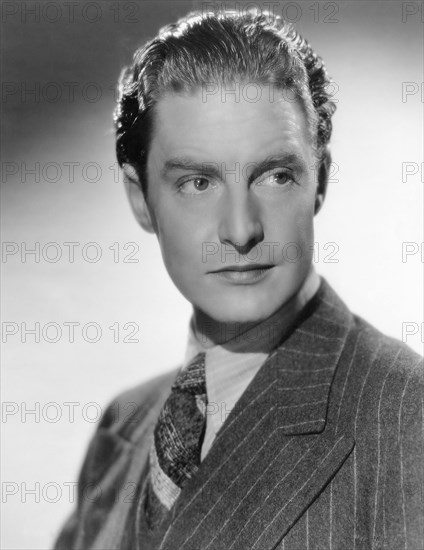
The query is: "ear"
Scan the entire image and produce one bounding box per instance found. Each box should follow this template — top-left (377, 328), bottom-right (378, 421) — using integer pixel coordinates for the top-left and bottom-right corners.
top-left (314, 148), bottom-right (331, 216)
top-left (122, 164), bottom-right (156, 234)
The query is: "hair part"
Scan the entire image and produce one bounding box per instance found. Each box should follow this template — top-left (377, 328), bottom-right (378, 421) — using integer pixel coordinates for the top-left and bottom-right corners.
top-left (114, 9), bottom-right (337, 196)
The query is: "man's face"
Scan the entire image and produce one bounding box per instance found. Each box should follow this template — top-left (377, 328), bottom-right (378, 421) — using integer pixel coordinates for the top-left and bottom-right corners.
top-left (144, 83), bottom-right (319, 324)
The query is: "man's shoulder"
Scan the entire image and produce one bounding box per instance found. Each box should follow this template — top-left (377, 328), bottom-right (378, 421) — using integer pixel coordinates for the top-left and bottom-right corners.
top-left (308, 277), bottom-right (422, 384)
top-left (310, 277), bottom-right (422, 376)
top-left (342, 313), bottom-right (423, 429)
top-left (98, 367), bottom-right (179, 440)
top-left (351, 313), bottom-right (423, 375)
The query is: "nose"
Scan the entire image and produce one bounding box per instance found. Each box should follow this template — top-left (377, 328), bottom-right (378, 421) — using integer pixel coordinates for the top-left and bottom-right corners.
top-left (217, 186), bottom-right (264, 252)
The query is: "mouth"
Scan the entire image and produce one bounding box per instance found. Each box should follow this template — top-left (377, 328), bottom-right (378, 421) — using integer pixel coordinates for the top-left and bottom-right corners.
top-left (208, 264), bottom-right (275, 284)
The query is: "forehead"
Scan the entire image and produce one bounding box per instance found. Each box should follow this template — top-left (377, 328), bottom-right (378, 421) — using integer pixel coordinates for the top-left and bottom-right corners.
top-left (148, 84), bottom-right (312, 168)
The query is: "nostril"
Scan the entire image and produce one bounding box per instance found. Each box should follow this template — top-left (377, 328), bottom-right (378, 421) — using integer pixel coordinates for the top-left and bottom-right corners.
top-left (222, 234), bottom-right (264, 257)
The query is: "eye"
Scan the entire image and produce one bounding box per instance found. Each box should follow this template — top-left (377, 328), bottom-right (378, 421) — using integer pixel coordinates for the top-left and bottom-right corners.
top-left (255, 170), bottom-right (295, 187)
top-left (178, 176), bottom-right (216, 195)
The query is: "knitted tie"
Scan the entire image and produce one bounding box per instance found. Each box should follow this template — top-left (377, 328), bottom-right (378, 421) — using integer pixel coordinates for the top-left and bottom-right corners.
top-left (144, 352), bottom-right (207, 529)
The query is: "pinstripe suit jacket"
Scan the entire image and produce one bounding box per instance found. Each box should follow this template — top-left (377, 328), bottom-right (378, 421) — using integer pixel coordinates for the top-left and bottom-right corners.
top-left (54, 279), bottom-right (423, 550)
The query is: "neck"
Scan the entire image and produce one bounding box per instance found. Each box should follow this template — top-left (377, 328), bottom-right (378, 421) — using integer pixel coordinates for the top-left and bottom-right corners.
top-left (191, 267), bottom-right (320, 350)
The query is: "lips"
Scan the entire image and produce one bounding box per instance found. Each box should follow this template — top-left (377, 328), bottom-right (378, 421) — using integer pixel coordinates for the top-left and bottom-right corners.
top-left (208, 264), bottom-right (275, 284)
top-left (210, 264), bottom-right (274, 273)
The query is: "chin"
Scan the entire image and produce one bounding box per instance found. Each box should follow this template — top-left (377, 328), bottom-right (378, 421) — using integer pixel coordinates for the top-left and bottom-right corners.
top-left (198, 297), bottom-right (278, 325)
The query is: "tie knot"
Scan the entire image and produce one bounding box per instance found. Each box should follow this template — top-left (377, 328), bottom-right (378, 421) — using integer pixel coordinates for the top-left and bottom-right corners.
top-left (172, 352), bottom-right (206, 395)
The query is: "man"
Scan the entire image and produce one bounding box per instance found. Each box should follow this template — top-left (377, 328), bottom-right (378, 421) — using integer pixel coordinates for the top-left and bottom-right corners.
top-left (54, 8), bottom-right (423, 550)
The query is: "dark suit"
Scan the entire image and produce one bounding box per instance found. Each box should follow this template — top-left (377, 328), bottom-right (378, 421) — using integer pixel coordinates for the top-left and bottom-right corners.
top-left (54, 278), bottom-right (423, 550)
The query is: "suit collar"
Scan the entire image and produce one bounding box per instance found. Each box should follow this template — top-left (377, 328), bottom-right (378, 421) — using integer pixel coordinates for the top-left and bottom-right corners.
top-left (155, 277), bottom-right (356, 550)
top-left (271, 275), bottom-right (355, 434)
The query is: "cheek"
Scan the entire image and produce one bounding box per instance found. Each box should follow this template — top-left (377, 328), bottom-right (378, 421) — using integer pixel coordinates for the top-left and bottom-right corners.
top-left (295, 203), bottom-right (315, 238)
top-left (154, 206), bottom-right (205, 278)
top-left (266, 193), bottom-right (315, 246)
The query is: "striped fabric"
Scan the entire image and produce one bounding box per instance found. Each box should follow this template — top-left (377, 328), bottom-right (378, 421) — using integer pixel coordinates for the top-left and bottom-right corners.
top-left (53, 277), bottom-right (423, 550)
top-left (144, 352), bottom-right (207, 529)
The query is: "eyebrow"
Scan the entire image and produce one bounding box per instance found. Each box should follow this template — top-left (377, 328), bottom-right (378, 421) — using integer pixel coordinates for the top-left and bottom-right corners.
top-left (160, 153), bottom-right (307, 185)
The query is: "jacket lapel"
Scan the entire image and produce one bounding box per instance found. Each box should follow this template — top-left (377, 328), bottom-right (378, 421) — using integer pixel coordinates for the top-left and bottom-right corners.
top-left (157, 278), bottom-right (356, 550)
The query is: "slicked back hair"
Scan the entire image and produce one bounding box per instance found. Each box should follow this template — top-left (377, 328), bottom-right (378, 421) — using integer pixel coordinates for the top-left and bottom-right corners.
top-left (114, 9), bottom-right (337, 196)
